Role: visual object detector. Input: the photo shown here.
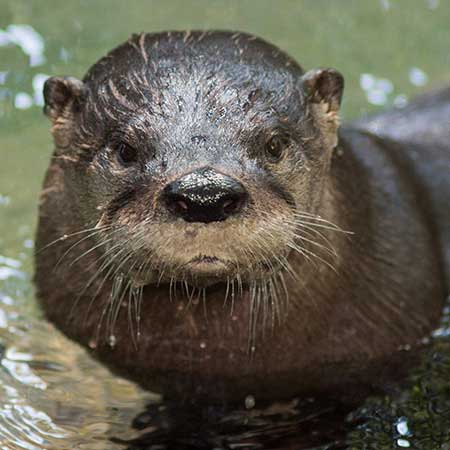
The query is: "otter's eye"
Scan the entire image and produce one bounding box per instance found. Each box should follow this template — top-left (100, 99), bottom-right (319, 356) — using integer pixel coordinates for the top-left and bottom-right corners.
top-left (265, 134), bottom-right (290, 161)
top-left (117, 143), bottom-right (138, 166)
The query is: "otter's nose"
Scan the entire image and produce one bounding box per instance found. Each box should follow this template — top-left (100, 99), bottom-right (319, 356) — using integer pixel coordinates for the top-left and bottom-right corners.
top-left (163, 168), bottom-right (248, 223)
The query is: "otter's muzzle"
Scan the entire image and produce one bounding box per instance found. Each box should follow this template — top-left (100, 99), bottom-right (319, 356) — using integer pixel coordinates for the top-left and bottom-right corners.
top-left (162, 167), bottom-right (248, 223)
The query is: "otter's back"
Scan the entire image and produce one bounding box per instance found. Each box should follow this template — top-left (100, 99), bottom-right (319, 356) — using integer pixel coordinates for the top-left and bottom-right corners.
top-left (351, 86), bottom-right (450, 287)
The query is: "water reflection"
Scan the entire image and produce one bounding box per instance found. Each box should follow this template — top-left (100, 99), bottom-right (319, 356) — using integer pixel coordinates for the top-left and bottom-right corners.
top-left (0, 278), bottom-right (155, 449)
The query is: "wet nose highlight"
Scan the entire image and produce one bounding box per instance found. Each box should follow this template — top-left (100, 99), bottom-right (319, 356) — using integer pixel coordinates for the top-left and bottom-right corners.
top-left (163, 168), bottom-right (248, 223)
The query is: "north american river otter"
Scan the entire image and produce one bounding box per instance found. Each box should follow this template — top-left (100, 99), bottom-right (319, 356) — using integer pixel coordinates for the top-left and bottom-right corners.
top-left (35, 31), bottom-right (450, 403)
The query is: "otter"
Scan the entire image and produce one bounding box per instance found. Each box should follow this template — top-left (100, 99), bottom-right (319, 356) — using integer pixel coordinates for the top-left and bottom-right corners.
top-left (35, 31), bottom-right (450, 403)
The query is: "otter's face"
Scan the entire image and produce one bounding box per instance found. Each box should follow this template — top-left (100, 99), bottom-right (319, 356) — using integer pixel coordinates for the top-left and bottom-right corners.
top-left (43, 32), bottom-right (343, 289)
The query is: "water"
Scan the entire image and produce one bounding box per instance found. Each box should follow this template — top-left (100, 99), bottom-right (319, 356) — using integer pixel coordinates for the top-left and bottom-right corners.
top-left (0, 0), bottom-right (449, 448)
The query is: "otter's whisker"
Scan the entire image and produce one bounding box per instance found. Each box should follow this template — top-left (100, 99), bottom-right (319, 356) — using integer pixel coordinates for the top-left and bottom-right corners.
top-left (288, 242), bottom-right (338, 274)
top-left (53, 227), bottom-right (114, 271)
top-left (294, 233), bottom-right (338, 257)
top-left (36, 224), bottom-right (110, 254)
top-left (223, 276), bottom-right (231, 309)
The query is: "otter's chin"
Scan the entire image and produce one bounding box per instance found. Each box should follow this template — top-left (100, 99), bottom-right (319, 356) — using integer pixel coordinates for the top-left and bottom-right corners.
top-left (128, 256), bottom-right (238, 288)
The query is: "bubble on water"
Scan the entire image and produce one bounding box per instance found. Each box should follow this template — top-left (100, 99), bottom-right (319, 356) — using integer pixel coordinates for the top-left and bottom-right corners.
top-left (409, 67), bottom-right (428, 87)
top-left (0, 194), bottom-right (11, 205)
top-left (32, 73), bottom-right (49, 106)
top-left (245, 395), bottom-right (255, 410)
top-left (14, 92), bottom-right (33, 109)
top-left (367, 89), bottom-right (387, 106)
top-left (59, 47), bottom-right (70, 63)
top-left (0, 293), bottom-right (14, 305)
top-left (376, 78), bottom-right (393, 94)
top-left (0, 29), bottom-right (12, 46)
top-left (394, 94), bottom-right (408, 108)
top-left (0, 309), bottom-right (8, 328)
top-left (5, 24), bottom-right (46, 67)
top-left (0, 255), bottom-right (22, 268)
top-left (397, 438), bottom-right (411, 448)
top-left (361, 74), bottom-right (394, 106)
top-left (23, 239), bottom-right (34, 249)
top-left (360, 73), bottom-right (376, 91)
top-left (0, 267), bottom-right (25, 280)
top-left (427, 0), bottom-right (439, 9)
top-left (379, 0), bottom-right (391, 10)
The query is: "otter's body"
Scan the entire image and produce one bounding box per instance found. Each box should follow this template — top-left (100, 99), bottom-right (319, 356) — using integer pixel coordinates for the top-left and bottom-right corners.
top-left (35, 31), bottom-right (449, 402)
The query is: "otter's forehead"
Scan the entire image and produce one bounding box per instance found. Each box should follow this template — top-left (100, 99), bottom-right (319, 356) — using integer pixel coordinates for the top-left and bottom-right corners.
top-left (84, 31), bottom-right (303, 84)
top-left (82, 31), bottom-right (305, 126)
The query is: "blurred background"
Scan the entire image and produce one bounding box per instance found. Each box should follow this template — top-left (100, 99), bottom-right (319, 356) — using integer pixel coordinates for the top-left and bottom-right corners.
top-left (0, 1), bottom-right (449, 448)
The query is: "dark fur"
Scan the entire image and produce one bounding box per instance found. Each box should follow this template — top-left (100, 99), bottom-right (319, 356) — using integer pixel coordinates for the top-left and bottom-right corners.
top-left (35, 31), bottom-right (449, 403)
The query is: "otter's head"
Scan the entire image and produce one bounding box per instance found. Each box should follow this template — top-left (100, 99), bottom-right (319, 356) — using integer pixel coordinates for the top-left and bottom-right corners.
top-left (43, 31), bottom-right (343, 290)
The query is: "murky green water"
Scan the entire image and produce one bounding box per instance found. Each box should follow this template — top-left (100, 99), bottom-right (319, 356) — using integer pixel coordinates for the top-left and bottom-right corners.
top-left (1, 0), bottom-right (449, 448)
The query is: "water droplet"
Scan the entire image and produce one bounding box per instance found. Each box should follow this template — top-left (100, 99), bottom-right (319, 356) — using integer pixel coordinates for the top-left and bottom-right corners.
top-left (108, 335), bottom-right (117, 348)
top-left (245, 395), bottom-right (255, 410)
top-left (396, 417), bottom-right (410, 436)
top-left (200, 342), bottom-right (206, 349)
top-left (397, 438), bottom-right (411, 448)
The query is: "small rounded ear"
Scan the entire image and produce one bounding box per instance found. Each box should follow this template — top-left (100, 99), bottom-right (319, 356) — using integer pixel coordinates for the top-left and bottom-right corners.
top-left (43, 76), bottom-right (86, 121)
top-left (301, 68), bottom-right (344, 112)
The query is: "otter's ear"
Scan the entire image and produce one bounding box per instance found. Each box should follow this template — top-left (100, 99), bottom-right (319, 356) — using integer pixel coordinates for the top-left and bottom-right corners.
top-left (43, 76), bottom-right (86, 121)
top-left (301, 68), bottom-right (344, 112)
top-left (301, 68), bottom-right (344, 149)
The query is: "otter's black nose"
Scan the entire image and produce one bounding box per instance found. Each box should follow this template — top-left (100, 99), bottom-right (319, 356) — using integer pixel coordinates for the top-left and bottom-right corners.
top-left (163, 168), bottom-right (248, 223)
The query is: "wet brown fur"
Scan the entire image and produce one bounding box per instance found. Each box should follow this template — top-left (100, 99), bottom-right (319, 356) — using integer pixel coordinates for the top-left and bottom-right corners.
top-left (35, 31), bottom-right (449, 403)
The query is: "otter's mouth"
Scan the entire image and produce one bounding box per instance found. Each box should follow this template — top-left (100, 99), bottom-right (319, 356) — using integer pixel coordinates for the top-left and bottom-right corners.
top-left (182, 255), bottom-right (232, 278)
top-left (190, 255), bottom-right (221, 264)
